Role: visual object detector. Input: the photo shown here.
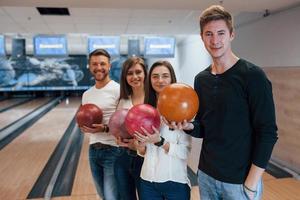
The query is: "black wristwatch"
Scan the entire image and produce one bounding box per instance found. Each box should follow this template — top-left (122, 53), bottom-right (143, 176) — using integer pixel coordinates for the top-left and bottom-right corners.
top-left (154, 136), bottom-right (165, 147)
top-left (103, 124), bottom-right (109, 133)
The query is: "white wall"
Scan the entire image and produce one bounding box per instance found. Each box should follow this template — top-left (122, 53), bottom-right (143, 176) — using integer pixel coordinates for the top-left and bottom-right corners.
top-left (146, 47), bottom-right (181, 81)
top-left (177, 35), bottom-right (211, 85)
top-left (233, 5), bottom-right (300, 67)
top-left (175, 35), bottom-right (211, 172)
top-left (232, 6), bottom-right (300, 174)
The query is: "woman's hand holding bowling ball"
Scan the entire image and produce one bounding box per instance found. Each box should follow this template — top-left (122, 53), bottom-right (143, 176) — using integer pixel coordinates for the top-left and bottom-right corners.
top-left (134, 126), bottom-right (160, 144)
top-left (134, 139), bottom-right (146, 155)
top-left (124, 139), bottom-right (137, 150)
top-left (115, 136), bottom-right (128, 147)
top-left (115, 136), bottom-right (136, 150)
top-left (162, 142), bottom-right (170, 153)
top-left (79, 123), bottom-right (106, 134)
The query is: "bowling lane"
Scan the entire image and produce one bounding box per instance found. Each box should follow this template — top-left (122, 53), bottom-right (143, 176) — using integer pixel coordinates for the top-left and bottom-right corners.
top-left (0, 97), bottom-right (52, 129)
top-left (0, 98), bottom-right (29, 109)
top-left (72, 134), bottom-right (98, 196)
top-left (32, 194), bottom-right (101, 200)
top-left (0, 97), bottom-right (81, 200)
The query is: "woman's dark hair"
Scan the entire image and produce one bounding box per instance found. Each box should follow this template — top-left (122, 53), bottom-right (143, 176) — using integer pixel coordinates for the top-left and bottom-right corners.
top-left (120, 57), bottom-right (147, 99)
top-left (145, 60), bottom-right (177, 107)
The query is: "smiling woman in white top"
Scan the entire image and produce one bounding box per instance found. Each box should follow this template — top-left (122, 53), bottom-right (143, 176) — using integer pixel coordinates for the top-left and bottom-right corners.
top-left (135, 60), bottom-right (191, 200)
top-left (114, 56), bottom-right (147, 200)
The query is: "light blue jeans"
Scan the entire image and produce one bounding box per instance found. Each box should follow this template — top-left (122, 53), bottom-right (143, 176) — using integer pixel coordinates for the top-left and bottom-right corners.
top-left (198, 169), bottom-right (263, 200)
top-left (89, 145), bottom-right (122, 200)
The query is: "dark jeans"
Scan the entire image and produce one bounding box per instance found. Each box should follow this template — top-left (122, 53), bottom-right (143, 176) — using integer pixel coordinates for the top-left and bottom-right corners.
top-left (114, 148), bottom-right (144, 200)
top-left (140, 179), bottom-right (190, 200)
top-left (89, 145), bottom-right (122, 200)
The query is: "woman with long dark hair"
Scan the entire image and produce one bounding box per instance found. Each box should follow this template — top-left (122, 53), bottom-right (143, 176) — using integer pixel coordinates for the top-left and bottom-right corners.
top-left (114, 56), bottom-right (147, 200)
top-left (135, 60), bottom-right (191, 200)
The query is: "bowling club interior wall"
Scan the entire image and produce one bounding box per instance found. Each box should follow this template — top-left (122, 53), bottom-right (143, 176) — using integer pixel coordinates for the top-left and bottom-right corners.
top-left (263, 67), bottom-right (300, 174)
top-left (0, 55), bottom-right (125, 92)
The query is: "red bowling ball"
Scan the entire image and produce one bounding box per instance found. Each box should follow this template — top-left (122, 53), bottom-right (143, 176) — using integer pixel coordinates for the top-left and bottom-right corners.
top-left (125, 104), bottom-right (160, 136)
top-left (76, 103), bottom-right (103, 128)
top-left (157, 83), bottom-right (199, 122)
top-left (108, 109), bottom-right (132, 139)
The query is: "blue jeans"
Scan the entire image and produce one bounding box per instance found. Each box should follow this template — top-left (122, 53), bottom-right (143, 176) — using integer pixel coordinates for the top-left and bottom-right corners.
top-left (114, 148), bottom-right (143, 200)
top-left (140, 179), bottom-right (190, 200)
top-left (197, 169), bottom-right (263, 200)
top-left (89, 145), bottom-right (122, 200)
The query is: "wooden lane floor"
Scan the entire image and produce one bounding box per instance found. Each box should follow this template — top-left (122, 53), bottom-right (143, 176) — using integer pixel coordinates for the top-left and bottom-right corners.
top-left (262, 178), bottom-right (300, 200)
top-left (0, 97), bottom-right (81, 200)
top-left (35, 135), bottom-right (100, 200)
top-left (0, 97), bottom-right (51, 128)
top-left (71, 134), bottom-right (98, 196)
top-left (263, 172), bottom-right (276, 181)
top-left (32, 194), bottom-right (101, 200)
top-left (0, 98), bottom-right (29, 109)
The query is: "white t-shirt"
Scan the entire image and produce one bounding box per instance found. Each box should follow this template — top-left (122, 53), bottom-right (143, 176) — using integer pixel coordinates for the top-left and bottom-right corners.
top-left (117, 97), bottom-right (133, 110)
top-left (140, 123), bottom-right (191, 185)
top-left (82, 80), bottom-right (120, 146)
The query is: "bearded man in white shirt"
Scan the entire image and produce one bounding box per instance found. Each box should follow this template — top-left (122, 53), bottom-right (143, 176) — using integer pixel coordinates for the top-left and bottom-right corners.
top-left (80, 49), bottom-right (121, 200)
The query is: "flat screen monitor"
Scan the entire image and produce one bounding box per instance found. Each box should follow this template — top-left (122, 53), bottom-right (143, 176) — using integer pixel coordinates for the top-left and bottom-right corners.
top-left (0, 35), bottom-right (5, 57)
top-left (34, 35), bottom-right (68, 57)
top-left (144, 37), bottom-right (175, 58)
top-left (88, 36), bottom-right (120, 56)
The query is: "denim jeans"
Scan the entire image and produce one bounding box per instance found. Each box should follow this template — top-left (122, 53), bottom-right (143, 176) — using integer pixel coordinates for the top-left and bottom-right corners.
top-left (140, 179), bottom-right (190, 200)
top-left (114, 148), bottom-right (144, 200)
top-left (198, 169), bottom-right (263, 200)
top-left (89, 145), bottom-right (122, 200)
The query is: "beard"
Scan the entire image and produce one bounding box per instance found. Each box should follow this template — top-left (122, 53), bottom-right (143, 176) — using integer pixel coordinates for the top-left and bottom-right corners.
top-left (93, 69), bottom-right (109, 82)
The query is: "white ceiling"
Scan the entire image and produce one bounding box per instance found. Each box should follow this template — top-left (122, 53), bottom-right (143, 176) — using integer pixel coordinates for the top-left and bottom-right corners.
top-left (0, 0), bottom-right (300, 53)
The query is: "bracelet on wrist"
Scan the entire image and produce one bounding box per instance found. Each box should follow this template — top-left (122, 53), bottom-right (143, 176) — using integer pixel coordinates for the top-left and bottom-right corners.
top-left (154, 136), bottom-right (165, 147)
top-left (243, 184), bottom-right (257, 193)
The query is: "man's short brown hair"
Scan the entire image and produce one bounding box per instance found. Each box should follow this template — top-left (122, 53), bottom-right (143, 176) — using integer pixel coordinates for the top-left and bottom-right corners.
top-left (200, 5), bottom-right (234, 35)
top-left (88, 48), bottom-right (111, 63)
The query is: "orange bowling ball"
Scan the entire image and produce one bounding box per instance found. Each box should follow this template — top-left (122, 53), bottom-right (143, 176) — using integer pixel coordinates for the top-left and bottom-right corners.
top-left (76, 104), bottom-right (103, 128)
top-left (157, 83), bottom-right (199, 122)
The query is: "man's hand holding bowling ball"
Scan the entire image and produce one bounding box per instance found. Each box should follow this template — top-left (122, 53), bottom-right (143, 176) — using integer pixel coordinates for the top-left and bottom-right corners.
top-left (79, 123), bottom-right (106, 134)
top-left (162, 117), bottom-right (194, 131)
